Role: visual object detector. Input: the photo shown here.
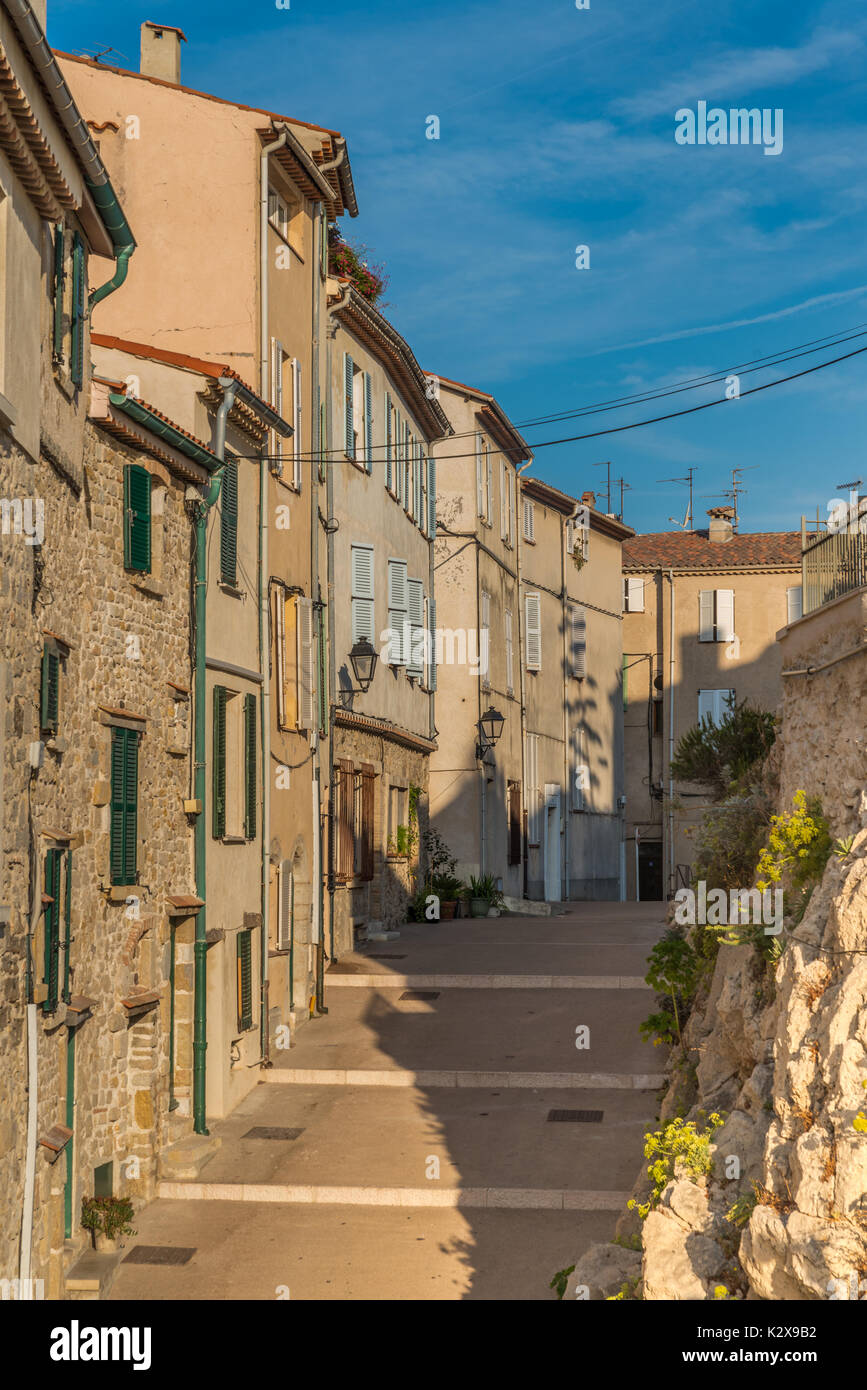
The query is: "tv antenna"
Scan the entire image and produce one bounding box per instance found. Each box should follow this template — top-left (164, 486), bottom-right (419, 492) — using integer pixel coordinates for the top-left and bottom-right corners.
top-left (592, 460), bottom-right (613, 514)
top-left (658, 466), bottom-right (697, 530)
top-left (700, 466), bottom-right (758, 533)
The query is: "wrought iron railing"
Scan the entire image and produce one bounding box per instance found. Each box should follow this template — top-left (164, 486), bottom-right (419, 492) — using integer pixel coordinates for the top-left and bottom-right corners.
top-left (802, 521), bottom-right (867, 615)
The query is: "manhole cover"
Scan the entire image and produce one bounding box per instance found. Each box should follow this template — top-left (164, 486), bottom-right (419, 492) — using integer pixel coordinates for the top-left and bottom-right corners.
top-left (243, 1126), bottom-right (304, 1140)
top-left (367, 953), bottom-right (407, 960)
top-left (399, 990), bottom-right (439, 1001)
top-left (123, 1246), bottom-right (195, 1265)
top-left (547, 1109), bottom-right (604, 1123)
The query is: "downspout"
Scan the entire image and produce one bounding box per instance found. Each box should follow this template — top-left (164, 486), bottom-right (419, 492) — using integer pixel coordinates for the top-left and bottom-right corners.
top-left (257, 419), bottom-right (270, 1066)
top-left (667, 568), bottom-right (675, 899)
top-left (191, 387), bottom-right (233, 1134)
top-left (476, 538), bottom-right (485, 876)
top-left (428, 475), bottom-right (436, 742)
top-left (5, 2), bottom-right (136, 307)
top-left (310, 200), bottom-right (323, 1006)
top-left (516, 458), bottom-right (533, 899)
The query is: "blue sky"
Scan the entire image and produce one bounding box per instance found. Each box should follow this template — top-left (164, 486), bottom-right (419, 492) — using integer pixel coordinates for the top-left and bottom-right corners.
top-left (50, 0), bottom-right (867, 534)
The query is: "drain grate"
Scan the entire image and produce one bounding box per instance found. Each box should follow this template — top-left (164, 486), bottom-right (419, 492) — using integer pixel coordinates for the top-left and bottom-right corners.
top-left (547, 1109), bottom-right (604, 1123)
top-left (399, 990), bottom-right (439, 1001)
top-left (367, 953), bottom-right (407, 960)
top-left (243, 1126), bottom-right (304, 1141)
top-left (123, 1245), bottom-right (196, 1266)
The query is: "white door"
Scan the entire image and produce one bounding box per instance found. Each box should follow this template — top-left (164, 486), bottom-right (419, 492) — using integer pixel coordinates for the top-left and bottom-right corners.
top-left (544, 784), bottom-right (561, 901)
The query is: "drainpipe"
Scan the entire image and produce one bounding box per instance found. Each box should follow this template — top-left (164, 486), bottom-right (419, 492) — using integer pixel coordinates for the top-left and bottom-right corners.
top-left (516, 458), bottom-right (533, 898)
top-left (191, 387), bottom-right (233, 1134)
top-left (6, 2), bottom-right (137, 309)
top-left (310, 199), bottom-right (325, 1010)
top-left (667, 568), bottom-right (676, 899)
top-left (560, 514), bottom-right (570, 901)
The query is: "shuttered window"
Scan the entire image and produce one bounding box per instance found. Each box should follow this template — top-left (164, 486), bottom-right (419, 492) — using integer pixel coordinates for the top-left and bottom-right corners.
top-left (109, 726), bottom-right (139, 885)
top-left (360, 764), bottom-right (375, 881)
top-left (427, 456), bottom-right (437, 538)
top-left (212, 686), bottom-right (228, 838)
top-left (407, 579), bottom-right (425, 677)
top-left (508, 470), bottom-right (516, 546)
top-left (525, 734), bottom-right (541, 845)
top-left (351, 544), bottom-right (375, 646)
top-left (385, 394), bottom-right (393, 492)
top-left (70, 232), bottom-right (86, 388)
top-left (387, 559), bottom-right (408, 666)
top-left (40, 644), bottom-right (60, 733)
top-left (292, 358), bottom-right (303, 490)
top-left (43, 848), bottom-right (63, 1014)
top-left (699, 589), bottom-right (734, 642)
top-left (344, 353), bottom-right (354, 457)
top-left (296, 597), bottom-right (316, 730)
top-left (278, 860), bottom-right (294, 951)
top-left (428, 598), bottom-right (437, 692)
top-left (220, 458), bottom-right (238, 587)
top-left (525, 592), bottom-right (542, 670)
top-left (364, 372), bottom-right (373, 473)
top-left (505, 609), bottom-right (514, 694)
top-left (476, 433), bottom-right (485, 517)
top-left (508, 781), bottom-right (522, 866)
top-left (480, 589), bottom-right (491, 689)
top-left (623, 577), bottom-right (645, 612)
top-left (698, 689), bottom-right (735, 727)
top-left (123, 464), bottom-right (151, 574)
top-left (486, 453), bottom-right (493, 526)
top-left (244, 693), bottom-right (257, 839)
top-left (522, 498), bottom-right (535, 542)
top-left (336, 758), bottom-right (355, 880)
top-left (236, 929), bottom-right (253, 1032)
top-left (570, 605), bottom-right (587, 679)
top-left (319, 399), bottom-right (327, 483)
top-left (787, 586), bottom-right (803, 624)
top-left (52, 225), bottom-right (65, 359)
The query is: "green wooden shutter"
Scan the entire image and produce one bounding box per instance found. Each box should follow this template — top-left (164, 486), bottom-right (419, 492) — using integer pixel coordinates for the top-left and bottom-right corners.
top-left (109, 727), bottom-right (138, 886)
top-left (52, 225), bottom-right (65, 359)
top-left (220, 458), bottom-right (238, 586)
top-left (213, 686), bottom-right (227, 839)
top-left (70, 232), bottom-right (85, 388)
top-left (43, 848), bottom-right (62, 1013)
top-left (40, 645), bottom-right (59, 733)
top-left (237, 929), bottom-right (253, 1031)
top-left (244, 693), bottom-right (257, 840)
top-left (123, 464), bottom-right (151, 573)
top-left (63, 848), bottom-right (73, 1004)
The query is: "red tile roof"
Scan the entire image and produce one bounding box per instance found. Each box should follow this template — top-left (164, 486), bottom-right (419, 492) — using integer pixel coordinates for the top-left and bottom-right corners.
top-left (92, 332), bottom-right (265, 407)
top-left (623, 530), bottom-right (802, 570)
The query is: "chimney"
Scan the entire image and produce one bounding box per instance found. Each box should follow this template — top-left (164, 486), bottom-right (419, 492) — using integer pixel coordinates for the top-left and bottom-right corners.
top-left (580, 491), bottom-right (596, 508)
top-left (706, 505), bottom-right (735, 543)
top-left (140, 21), bottom-right (186, 84)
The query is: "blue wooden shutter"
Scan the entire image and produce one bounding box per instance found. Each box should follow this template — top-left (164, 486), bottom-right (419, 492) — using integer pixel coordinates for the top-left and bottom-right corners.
top-left (124, 464), bottom-right (151, 573)
top-left (220, 458), bottom-right (238, 586)
top-left (407, 579), bottom-right (424, 676)
top-left (52, 225), bottom-right (65, 359)
top-left (244, 693), bottom-right (257, 839)
top-left (364, 372), bottom-right (373, 472)
top-left (344, 353), bottom-right (354, 456)
top-left (212, 686), bottom-right (227, 838)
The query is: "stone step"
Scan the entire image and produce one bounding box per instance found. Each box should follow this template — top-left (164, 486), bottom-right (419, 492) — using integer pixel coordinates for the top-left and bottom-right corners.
top-left (264, 1067), bottom-right (665, 1089)
top-left (158, 1132), bottom-right (222, 1181)
top-left (157, 1181), bottom-right (628, 1210)
top-left (326, 973), bottom-right (650, 990)
top-left (63, 1248), bottom-right (124, 1301)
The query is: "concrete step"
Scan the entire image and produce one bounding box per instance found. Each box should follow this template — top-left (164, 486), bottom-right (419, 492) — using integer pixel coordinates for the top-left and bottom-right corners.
top-left (326, 972), bottom-right (650, 990)
top-left (159, 1132), bottom-right (222, 1181)
top-left (158, 1181), bottom-right (628, 1210)
top-left (64, 1248), bottom-right (124, 1301)
top-left (264, 1067), bottom-right (665, 1089)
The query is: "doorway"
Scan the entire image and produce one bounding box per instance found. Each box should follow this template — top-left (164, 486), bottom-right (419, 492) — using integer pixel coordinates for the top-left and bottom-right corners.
top-left (638, 841), bottom-right (664, 901)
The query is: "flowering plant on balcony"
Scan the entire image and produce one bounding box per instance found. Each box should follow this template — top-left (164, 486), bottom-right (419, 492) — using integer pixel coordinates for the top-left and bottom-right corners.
top-left (328, 226), bottom-right (388, 304)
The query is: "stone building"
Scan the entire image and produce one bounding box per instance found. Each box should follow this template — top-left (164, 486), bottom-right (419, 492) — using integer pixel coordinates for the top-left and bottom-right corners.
top-left (326, 285), bottom-right (450, 948)
top-left (621, 509), bottom-right (802, 899)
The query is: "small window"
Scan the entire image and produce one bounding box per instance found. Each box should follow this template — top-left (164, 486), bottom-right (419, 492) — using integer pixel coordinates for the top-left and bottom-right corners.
top-left (40, 642), bottom-right (61, 734)
top-left (212, 686), bottom-right (257, 841)
top-left (699, 589), bottom-right (735, 643)
top-left (787, 586), bottom-right (803, 624)
top-left (236, 929), bottom-right (253, 1032)
top-left (524, 592), bottom-right (541, 670)
top-left (522, 497), bottom-right (535, 542)
top-left (623, 577), bottom-right (644, 612)
top-left (123, 464), bottom-right (151, 574)
top-left (268, 187), bottom-right (290, 240)
top-left (388, 785), bottom-right (408, 855)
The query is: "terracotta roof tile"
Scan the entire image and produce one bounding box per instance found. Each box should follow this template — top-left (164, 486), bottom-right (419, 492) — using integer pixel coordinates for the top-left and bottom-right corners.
top-left (622, 530), bottom-right (802, 570)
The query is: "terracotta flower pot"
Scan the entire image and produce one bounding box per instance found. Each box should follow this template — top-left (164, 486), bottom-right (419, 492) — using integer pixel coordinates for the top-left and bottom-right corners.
top-left (439, 899), bottom-right (457, 920)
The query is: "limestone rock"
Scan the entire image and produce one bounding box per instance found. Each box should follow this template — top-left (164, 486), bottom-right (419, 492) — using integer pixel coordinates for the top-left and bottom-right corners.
top-left (642, 1208), bottom-right (726, 1300)
top-left (564, 1242), bottom-right (642, 1301)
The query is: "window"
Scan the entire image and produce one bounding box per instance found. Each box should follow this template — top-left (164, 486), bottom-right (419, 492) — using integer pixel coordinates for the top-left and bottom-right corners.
top-left (42, 847), bottom-right (63, 1013)
top-left (296, 598), bottom-right (316, 731)
top-left (505, 608), bottom-right (514, 694)
top-left (343, 352), bottom-right (355, 459)
top-left (424, 595), bottom-right (437, 690)
top-left (212, 686), bottom-right (257, 840)
top-left (787, 586), bottom-right (803, 624)
top-left (653, 698), bottom-right (664, 736)
top-left (699, 589), bottom-right (735, 643)
top-left (70, 233), bottom-right (86, 389)
top-left (385, 393), bottom-right (394, 492)
top-left (336, 759), bottom-right (355, 879)
top-left (351, 544), bottom-right (375, 647)
top-left (109, 726), bottom-right (139, 885)
top-left (40, 641), bottom-right (61, 734)
top-left (359, 765), bottom-right (375, 881)
top-left (522, 497), bottom-right (535, 542)
top-left (123, 464), bottom-right (151, 574)
top-left (219, 458), bottom-right (238, 587)
top-left (268, 187), bottom-right (290, 239)
top-left (51, 224), bottom-right (86, 387)
top-left (404, 426), bottom-right (412, 512)
top-left (508, 781), bottom-right (522, 865)
top-left (500, 461), bottom-right (508, 539)
top-left (480, 589), bottom-right (491, 689)
top-left (292, 357), bottom-right (303, 490)
top-left (569, 605), bottom-right (586, 679)
top-left (524, 592), bottom-right (541, 670)
top-left (476, 433), bottom-right (485, 518)
top-left (388, 785), bottom-right (408, 855)
top-left (407, 579), bottom-right (425, 677)
top-left (277, 859), bottom-right (294, 951)
top-left (572, 725), bottom-right (587, 812)
top-left (698, 689), bottom-right (735, 727)
top-left (507, 470), bottom-right (516, 547)
top-left (387, 558), bottom-right (408, 666)
top-left (525, 734), bottom-right (540, 846)
top-left (486, 450), bottom-right (493, 527)
top-left (268, 182), bottom-right (304, 255)
top-left (236, 929), bottom-right (253, 1032)
top-left (623, 577), bottom-right (644, 612)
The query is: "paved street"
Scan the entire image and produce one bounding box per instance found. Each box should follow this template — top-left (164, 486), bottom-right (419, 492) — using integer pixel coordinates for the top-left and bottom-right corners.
top-left (111, 903), bottom-right (666, 1300)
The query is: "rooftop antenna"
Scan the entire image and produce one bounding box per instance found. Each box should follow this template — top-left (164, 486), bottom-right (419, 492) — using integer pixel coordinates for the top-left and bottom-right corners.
top-left (614, 476), bottom-right (632, 523)
top-left (701, 466), bottom-right (758, 533)
top-left (593, 460), bottom-right (613, 514)
top-left (658, 466), bottom-right (697, 530)
top-left (75, 45), bottom-right (127, 63)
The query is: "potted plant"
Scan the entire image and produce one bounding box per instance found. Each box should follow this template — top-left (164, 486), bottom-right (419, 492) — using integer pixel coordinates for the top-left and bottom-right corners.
top-left (413, 828), bottom-right (463, 921)
top-left (467, 874), bottom-right (504, 918)
top-left (80, 1195), bottom-right (136, 1253)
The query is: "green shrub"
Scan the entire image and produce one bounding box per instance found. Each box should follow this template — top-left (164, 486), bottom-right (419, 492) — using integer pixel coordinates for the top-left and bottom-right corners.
top-left (628, 1112), bottom-right (725, 1220)
top-left (670, 701), bottom-right (776, 800)
top-left (640, 929), bottom-right (700, 1048)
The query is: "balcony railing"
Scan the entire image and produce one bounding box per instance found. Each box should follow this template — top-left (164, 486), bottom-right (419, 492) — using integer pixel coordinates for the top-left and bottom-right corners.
top-left (802, 520), bottom-right (867, 615)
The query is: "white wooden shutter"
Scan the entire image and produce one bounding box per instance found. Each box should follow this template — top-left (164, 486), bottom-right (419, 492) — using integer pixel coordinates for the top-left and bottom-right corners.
top-left (523, 497), bottom-right (535, 541)
top-left (407, 579), bottom-right (424, 676)
top-left (570, 605), bottom-right (586, 678)
top-left (351, 544), bottom-right (375, 644)
top-left (698, 689), bottom-right (715, 725)
top-left (625, 577), bottom-right (644, 612)
top-left (476, 433), bottom-right (484, 516)
top-left (565, 519), bottom-right (575, 555)
top-left (292, 357), bottom-right (302, 489)
top-left (500, 462), bottom-right (507, 537)
top-left (278, 859), bottom-right (293, 950)
top-left (715, 589), bottom-right (734, 643)
top-left (387, 558), bottom-right (408, 664)
top-left (699, 589), bottom-right (714, 642)
top-left (486, 454), bottom-right (493, 525)
top-left (508, 470), bottom-right (516, 545)
top-left (526, 733), bottom-right (540, 845)
top-left (296, 596), bottom-right (316, 730)
top-left (787, 585), bottom-right (802, 623)
top-left (525, 592), bottom-right (541, 670)
top-left (505, 609), bottom-right (514, 693)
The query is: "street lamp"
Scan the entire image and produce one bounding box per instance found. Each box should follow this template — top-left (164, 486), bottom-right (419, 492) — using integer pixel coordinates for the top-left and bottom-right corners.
top-left (476, 705), bottom-right (505, 759)
top-left (348, 638), bottom-right (378, 693)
